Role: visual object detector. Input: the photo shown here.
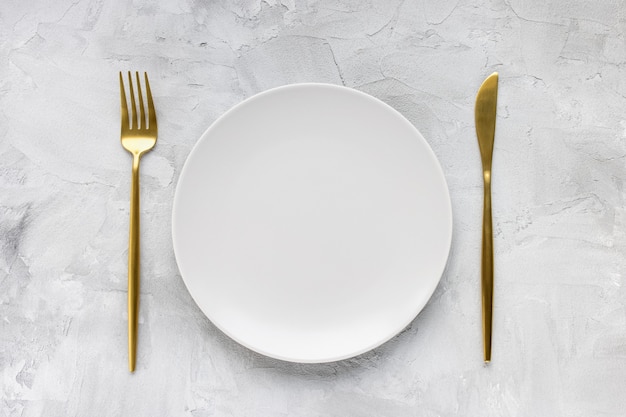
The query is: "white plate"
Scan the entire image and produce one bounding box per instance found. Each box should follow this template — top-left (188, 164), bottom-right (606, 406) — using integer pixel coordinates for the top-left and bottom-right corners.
top-left (172, 83), bottom-right (452, 363)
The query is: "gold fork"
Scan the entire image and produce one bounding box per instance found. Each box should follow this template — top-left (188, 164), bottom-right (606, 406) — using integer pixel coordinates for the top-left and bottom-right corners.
top-left (119, 71), bottom-right (157, 372)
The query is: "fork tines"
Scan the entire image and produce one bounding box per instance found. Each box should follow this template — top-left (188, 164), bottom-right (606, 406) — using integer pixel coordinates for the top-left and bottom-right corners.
top-left (119, 71), bottom-right (157, 133)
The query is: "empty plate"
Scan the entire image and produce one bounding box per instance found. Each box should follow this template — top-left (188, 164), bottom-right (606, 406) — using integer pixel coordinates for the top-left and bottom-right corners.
top-left (172, 83), bottom-right (452, 363)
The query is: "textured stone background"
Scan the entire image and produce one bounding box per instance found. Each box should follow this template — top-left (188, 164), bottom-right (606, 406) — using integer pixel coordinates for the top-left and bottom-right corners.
top-left (2, 0), bottom-right (626, 416)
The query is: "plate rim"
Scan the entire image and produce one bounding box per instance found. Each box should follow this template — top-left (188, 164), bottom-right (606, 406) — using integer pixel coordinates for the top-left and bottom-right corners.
top-left (172, 82), bottom-right (453, 363)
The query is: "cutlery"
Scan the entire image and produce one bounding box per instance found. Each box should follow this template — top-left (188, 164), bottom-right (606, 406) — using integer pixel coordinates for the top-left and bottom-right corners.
top-left (475, 72), bottom-right (498, 363)
top-left (119, 71), bottom-right (157, 372)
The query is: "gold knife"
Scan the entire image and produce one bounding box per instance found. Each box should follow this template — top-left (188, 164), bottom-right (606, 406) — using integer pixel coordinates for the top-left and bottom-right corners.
top-left (475, 72), bottom-right (498, 363)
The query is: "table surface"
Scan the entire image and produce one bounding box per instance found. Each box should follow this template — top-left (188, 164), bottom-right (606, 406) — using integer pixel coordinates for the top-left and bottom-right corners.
top-left (2, 0), bottom-right (626, 416)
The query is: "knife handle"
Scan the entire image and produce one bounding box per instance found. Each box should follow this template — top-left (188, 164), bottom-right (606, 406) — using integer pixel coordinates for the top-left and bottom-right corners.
top-left (128, 155), bottom-right (141, 372)
top-left (481, 176), bottom-right (494, 363)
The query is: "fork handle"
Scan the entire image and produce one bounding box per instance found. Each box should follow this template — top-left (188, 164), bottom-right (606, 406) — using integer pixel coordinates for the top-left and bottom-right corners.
top-left (481, 177), bottom-right (494, 363)
top-left (128, 154), bottom-right (141, 372)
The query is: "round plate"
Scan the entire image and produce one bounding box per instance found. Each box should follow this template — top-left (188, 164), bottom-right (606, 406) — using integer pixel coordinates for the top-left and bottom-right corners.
top-left (172, 84), bottom-right (452, 363)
